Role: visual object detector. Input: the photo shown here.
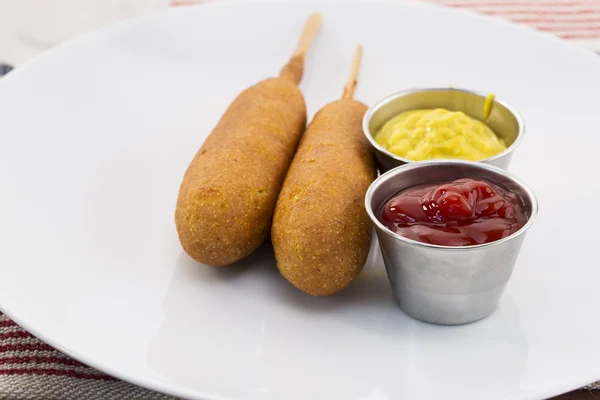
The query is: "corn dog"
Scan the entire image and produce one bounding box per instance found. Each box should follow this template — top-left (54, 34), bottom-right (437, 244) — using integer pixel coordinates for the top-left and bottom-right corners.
top-left (272, 45), bottom-right (377, 296)
top-left (175, 14), bottom-right (321, 266)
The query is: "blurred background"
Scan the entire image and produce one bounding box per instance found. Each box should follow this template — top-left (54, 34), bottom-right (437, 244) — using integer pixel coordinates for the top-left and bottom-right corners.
top-left (0, 0), bottom-right (599, 71)
top-left (0, 0), bottom-right (205, 67)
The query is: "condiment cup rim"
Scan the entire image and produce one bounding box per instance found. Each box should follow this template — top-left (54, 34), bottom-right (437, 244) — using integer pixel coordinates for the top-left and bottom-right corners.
top-left (364, 160), bottom-right (539, 251)
top-left (362, 87), bottom-right (525, 165)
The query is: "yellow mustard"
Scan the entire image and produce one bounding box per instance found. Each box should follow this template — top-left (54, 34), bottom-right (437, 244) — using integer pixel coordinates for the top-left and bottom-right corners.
top-left (374, 106), bottom-right (506, 162)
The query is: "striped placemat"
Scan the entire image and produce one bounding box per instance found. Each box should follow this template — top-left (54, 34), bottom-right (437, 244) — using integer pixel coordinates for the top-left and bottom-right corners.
top-left (1, 1), bottom-right (600, 399)
top-left (428, 0), bottom-right (600, 50)
top-left (0, 312), bottom-right (177, 399)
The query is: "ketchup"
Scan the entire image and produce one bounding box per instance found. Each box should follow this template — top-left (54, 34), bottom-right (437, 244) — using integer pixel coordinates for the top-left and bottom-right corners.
top-left (380, 178), bottom-right (527, 246)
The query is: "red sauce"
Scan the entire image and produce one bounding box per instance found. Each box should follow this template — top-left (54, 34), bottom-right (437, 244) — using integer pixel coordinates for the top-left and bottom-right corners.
top-left (380, 178), bottom-right (527, 246)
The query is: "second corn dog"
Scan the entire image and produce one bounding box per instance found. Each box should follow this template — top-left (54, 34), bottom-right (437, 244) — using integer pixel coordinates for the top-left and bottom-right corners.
top-left (272, 46), bottom-right (377, 295)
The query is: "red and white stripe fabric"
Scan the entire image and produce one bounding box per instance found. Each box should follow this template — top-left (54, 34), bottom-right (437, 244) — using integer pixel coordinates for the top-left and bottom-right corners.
top-left (427, 0), bottom-right (600, 49)
top-left (1, 0), bottom-right (599, 398)
top-left (0, 312), bottom-right (176, 399)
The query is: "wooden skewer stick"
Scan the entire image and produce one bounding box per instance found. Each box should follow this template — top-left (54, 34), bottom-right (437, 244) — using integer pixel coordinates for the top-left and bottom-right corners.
top-left (342, 44), bottom-right (362, 100)
top-left (280, 12), bottom-right (322, 85)
top-left (291, 12), bottom-right (322, 59)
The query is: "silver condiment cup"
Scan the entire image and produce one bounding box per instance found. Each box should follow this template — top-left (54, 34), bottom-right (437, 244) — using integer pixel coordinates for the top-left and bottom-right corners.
top-left (362, 88), bottom-right (524, 172)
top-left (365, 160), bottom-right (538, 325)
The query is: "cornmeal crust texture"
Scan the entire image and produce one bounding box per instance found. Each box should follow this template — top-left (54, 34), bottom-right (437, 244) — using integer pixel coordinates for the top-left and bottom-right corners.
top-left (272, 99), bottom-right (377, 295)
top-left (175, 77), bottom-right (307, 266)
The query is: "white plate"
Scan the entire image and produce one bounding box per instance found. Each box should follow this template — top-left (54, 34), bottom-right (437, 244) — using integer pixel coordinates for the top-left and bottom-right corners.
top-left (1, 1), bottom-right (599, 399)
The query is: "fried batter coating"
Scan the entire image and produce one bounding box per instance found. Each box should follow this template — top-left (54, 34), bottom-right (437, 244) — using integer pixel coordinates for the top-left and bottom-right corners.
top-left (272, 45), bottom-right (376, 295)
top-left (175, 14), bottom-right (321, 266)
top-left (272, 99), bottom-right (376, 295)
top-left (176, 78), bottom-right (306, 266)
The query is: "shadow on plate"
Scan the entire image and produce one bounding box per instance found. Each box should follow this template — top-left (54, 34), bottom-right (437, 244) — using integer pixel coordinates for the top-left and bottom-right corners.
top-left (146, 236), bottom-right (529, 398)
top-left (174, 234), bottom-right (396, 314)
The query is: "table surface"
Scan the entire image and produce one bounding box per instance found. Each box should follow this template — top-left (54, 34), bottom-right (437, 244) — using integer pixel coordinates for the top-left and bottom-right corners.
top-left (554, 391), bottom-right (600, 400)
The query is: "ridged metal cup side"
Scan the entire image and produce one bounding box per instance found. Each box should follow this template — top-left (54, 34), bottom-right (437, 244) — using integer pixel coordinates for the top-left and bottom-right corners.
top-left (365, 160), bottom-right (538, 325)
top-left (362, 88), bottom-right (525, 172)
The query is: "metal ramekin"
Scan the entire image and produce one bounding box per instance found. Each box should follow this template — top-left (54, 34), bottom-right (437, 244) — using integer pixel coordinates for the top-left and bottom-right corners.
top-left (365, 160), bottom-right (538, 325)
top-left (363, 88), bottom-right (525, 172)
